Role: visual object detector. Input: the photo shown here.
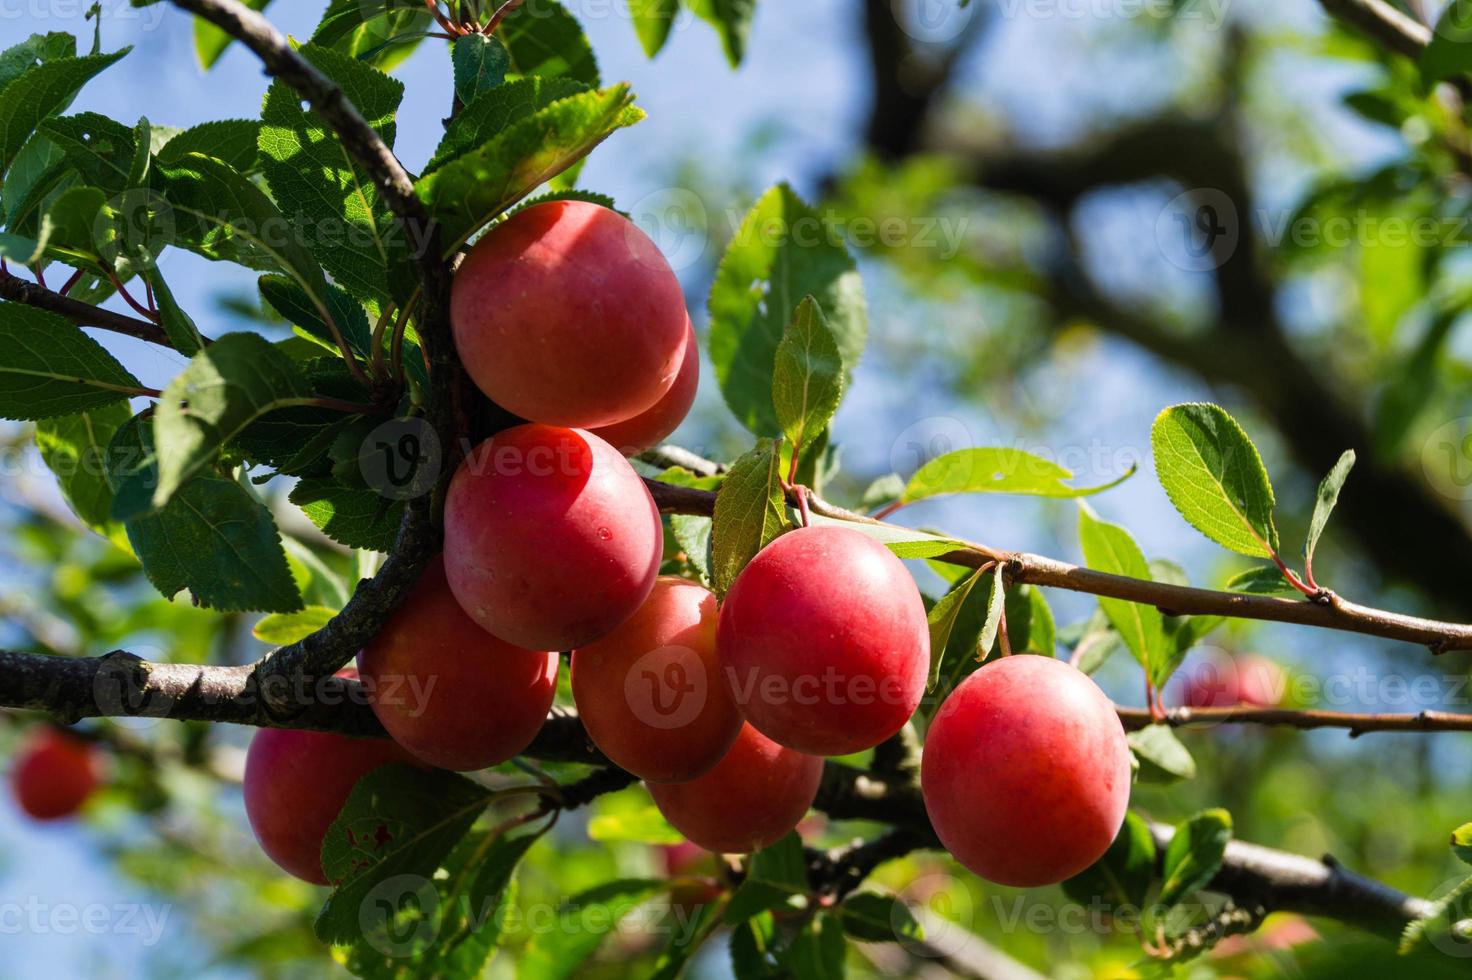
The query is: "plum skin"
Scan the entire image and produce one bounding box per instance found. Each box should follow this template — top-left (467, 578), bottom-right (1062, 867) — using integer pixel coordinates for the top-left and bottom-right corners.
top-left (444, 424), bottom-right (663, 651)
top-left (920, 655), bottom-right (1132, 888)
top-left (358, 556), bottom-right (559, 772)
top-left (571, 576), bottom-right (741, 783)
top-left (647, 722), bottom-right (823, 854)
top-left (716, 525), bottom-right (929, 756)
top-left (589, 320), bottom-right (699, 456)
top-left (450, 200), bottom-right (689, 428)
top-left (11, 727), bottom-right (102, 821)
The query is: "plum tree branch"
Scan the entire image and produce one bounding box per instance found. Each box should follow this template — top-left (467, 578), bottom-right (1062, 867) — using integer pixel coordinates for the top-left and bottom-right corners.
top-left (641, 476), bottom-right (1472, 652)
top-left (0, 266), bottom-right (182, 349)
top-left (1116, 704), bottom-right (1472, 736)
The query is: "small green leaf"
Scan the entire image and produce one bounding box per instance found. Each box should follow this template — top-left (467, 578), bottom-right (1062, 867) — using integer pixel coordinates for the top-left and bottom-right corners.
top-left (152, 333), bottom-right (313, 507)
top-left (0, 46), bottom-right (129, 177)
top-left (1224, 565), bottom-right (1299, 597)
top-left (252, 605), bottom-right (337, 645)
top-left (1062, 811), bottom-right (1156, 911)
top-left (710, 439), bottom-right (789, 595)
top-left (586, 806), bottom-right (683, 844)
top-left (1306, 449), bottom-right (1354, 572)
top-left (903, 448), bottom-right (1134, 504)
top-left (709, 184), bottom-right (867, 436)
top-left (725, 833), bottom-right (808, 924)
top-left (926, 564), bottom-right (986, 689)
top-left (632, 0), bottom-right (681, 56)
top-left (195, 0), bottom-right (272, 69)
top-left (1151, 403), bottom-right (1279, 558)
top-left (427, 75), bottom-right (588, 174)
top-left (772, 296), bottom-right (845, 455)
top-left (453, 34), bottom-right (510, 104)
top-left (977, 563), bottom-right (1007, 657)
top-left (497, 0), bottom-right (600, 86)
top-left (316, 765), bottom-right (492, 946)
top-left (0, 302), bottom-right (141, 419)
top-left (783, 910), bottom-right (845, 980)
top-left (837, 892), bottom-right (924, 944)
top-left (1158, 808), bottom-right (1232, 908)
top-left (418, 84), bottom-right (643, 250)
top-left (1078, 504), bottom-right (1166, 676)
top-left (1127, 725), bottom-right (1197, 784)
top-left (1452, 822), bottom-right (1472, 867)
top-left (35, 401), bottom-right (131, 535)
top-left (685, 0), bottom-right (757, 66)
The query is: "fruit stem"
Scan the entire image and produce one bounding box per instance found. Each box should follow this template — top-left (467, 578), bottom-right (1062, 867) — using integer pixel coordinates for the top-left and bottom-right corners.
top-left (106, 269), bottom-right (160, 324)
top-left (485, 0), bottom-right (526, 34)
top-left (872, 499), bottom-right (905, 520)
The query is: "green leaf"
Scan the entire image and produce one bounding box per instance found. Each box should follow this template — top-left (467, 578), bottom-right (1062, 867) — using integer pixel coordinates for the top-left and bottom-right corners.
top-left (498, 0), bottom-right (600, 86)
top-left (772, 296), bottom-right (845, 454)
top-left (783, 910), bottom-right (845, 980)
top-left (2, 134), bottom-right (70, 233)
top-left (1158, 808), bottom-right (1232, 908)
top-left (35, 401), bottom-right (131, 534)
top-left (0, 46), bottom-right (129, 177)
top-left (453, 34), bottom-right (510, 104)
top-left (0, 33), bottom-right (76, 91)
top-left (1306, 449), bottom-right (1354, 571)
top-left (259, 43), bottom-right (412, 305)
top-left (926, 564), bottom-right (986, 689)
top-left (710, 439), bottom-right (789, 595)
top-left (1005, 584), bottom-right (1056, 656)
top-left (34, 184), bottom-right (106, 263)
top-left (142, 268), bottom-right (205, 356)
top-left (252, 605), bottom-right (337, 645)
top-left (1069, 610), bottom-right (1124, 676)
top-left (976, 563), bottom-right (1007, 655)
top-left (156, 119), bottom-right (261, 172)
top-left (659, 466), bottom-right (721, 587)
top-left (152, 333), bottom-right (313, 508)
top-left (837, 892), bottom-right (923, 944)
top-left (416, 84), bottom-right (644, 250)
top-left (804, 512), bottom-right (966, 559)
top-left (632, 0), bottom-right (681, 56)
top-left (1224, 565), bottom-right (1299, 597)
top-left (586, 806), bottom-right (683, 844)
top-left (1401, 874), bottom-right (1472, 955)
top-left (316, 765), bottom-right (492, 946)
top-left (427, 75), bottom-right (588, 174)
top-left (1061, 812), bottom-right (1156, 911)
top-left (1423, 1), bottom-right (1472, 85)
top-left (106, 417), bottom-right (302, 612)
top-left (730, 915), bottom-right (777, 979)
top-left (685, 0), bottom-right (757, 66)
top-left (0, 302), bottom-right (141, 419)
top-left (902, 447), bottom-right (1134, 504)
top-left (1127, 725), bottom-right (1197, 784)
top-left (725, 833), bottom-right (808, 924)
top-left (289, 478), bottom-right (404, 553)
top-left (1454, 823), bottom-right (1472, 867)
top-left (1151, 403), bottom-right (1279, 558)
top-left (520, 879), bottom-right (669, 980)
top-left (1077, 504), bottom-right (1166, 676)
top-left (649, 901), bottom-right (723, 980)
top-left (36, 112), bottom-right (136, 192)
top-left (257, 274), bottom-right (374, 360)
top-left (709, 184), bottom-right (867, 436)
top-left (195, 0), bottom-right (272, 69)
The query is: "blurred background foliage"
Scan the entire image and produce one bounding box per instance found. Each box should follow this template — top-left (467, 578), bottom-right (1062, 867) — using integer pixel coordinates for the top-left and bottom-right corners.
top-left (5, 0), bottom-right (1472, 976)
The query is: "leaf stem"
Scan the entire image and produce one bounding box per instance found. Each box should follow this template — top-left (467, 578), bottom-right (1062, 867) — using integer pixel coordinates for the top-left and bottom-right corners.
top-left (484, 0), bottom-right (526, 34)
top-left (106, 269), bottom-right (160, 324)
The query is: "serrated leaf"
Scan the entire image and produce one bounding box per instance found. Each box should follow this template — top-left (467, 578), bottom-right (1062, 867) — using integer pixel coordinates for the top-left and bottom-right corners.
top-left (709, 184), bottom-right (867, 436)
top-left (36, 112), bottom-right (136, 192)
top-left (725, 833), bottom-right (807, 924)
top-left (257, 274), bottom-right (374, 360)
top-left (0, 302), bottom-right (141, 419)
top-left (632, 0), bottom-right (681, 56)
top-left (498, 0), bottom-right (600, 86)
top-left (1078, 504), bottom-right (1166, 676)
top-left (685, 0), bottom-right (757, 66)
top-left (1128, 725), bottom-right (1196, 784)
top-left (195, 0), bottom-right (272, 69)
top-left (1401, 875), bottom-right (1472, 955)
top-left (1061, 812), bottom-right (1155, 911)
top-left (1158, 808), bottom-right (1232, 908)
top-left (427, 75), bottom-right (588, 174)
top-left (106, 416), bottom-right (302, 612)
top-left (290, 478), bottom-right (404, 553)
top-left (152, 333), bottom-right (313, 507)
top-left (34, 184), bottom-right (106, 263)
top-left (453, 34), bottom-right (510, 104)
top-left (259, 43), bottom-right (412, 306)
top-left (252, 605), bottom-right (337, 645)
top-left (316, 765), bottom-right (492, 946)
top-left (416, 84), bottom-right (644, 250)
top-left (902, 447), bottom-right (1134, 504)
top-left (0, 47), bottom-right (129, 177)
top-left (1151, 403), bottom-right (1279, 558)
top-left (587, 806), bottom-right (683, 844)
top-left (772, 295), bottom-right (844, 454)
top-left (926, 564), bottom-right (986, 689)
top-left (838, 892), bottom-right (923, 944)
top-left (710, 439), bottom-right (789, 594)
top-left (1306, 449), bottom-right (1354, 571)
top-left (1223, 565), bottom-right (1299, 597)
top-left (0, 33), bottom-right (76, 91)
top-left (35, 401), bottom-right (131, 534)
top-left (156, 119), bottom-right (261, 172)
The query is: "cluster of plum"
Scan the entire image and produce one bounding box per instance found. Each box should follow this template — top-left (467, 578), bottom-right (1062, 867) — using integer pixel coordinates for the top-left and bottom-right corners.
top-left (8, 201), bottom-right (1133, 894)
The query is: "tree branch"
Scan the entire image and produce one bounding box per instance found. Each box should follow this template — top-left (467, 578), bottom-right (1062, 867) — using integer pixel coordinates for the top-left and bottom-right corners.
top-left (0, 267), bottom-right (182, 349)
top-left (1317, 0), bottom-right (1432, 60)
top-left (1118, 704), bottom-right (1472, 736)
